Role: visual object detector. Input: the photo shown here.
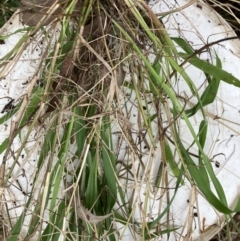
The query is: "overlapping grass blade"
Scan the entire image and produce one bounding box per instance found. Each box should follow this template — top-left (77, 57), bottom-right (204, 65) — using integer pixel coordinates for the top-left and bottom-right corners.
top-left (164, 139), bottom-right (181, 179)
top-left (101, 115), bottom-right (117, 211)
top-left (146, 167), bottom-right (183, 230)
top-left (197, 120), bottom-right (210, 189)
top-left (178, 139), bottom-right (232, 213)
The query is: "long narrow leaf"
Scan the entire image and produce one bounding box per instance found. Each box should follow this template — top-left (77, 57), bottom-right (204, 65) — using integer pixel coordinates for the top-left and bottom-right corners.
top-left (186, 53), bottom-right (222, 117)
top-left (179, 52), bottom-right (240, 87)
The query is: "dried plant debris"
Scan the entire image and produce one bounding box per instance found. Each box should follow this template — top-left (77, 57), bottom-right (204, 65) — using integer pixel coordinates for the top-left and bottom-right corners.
top-left (0, 219), bottom-right (7, 241)
top-left (20, 0), bottom-right (143, 115)
top-left (210, 212), bottom-right (240, 241)
top-left (1, 99), bottom-right (15, 114)
top-left (206, 0), bottom-right (240, 37)
top-left (21, 0), bottom-right (83, 26)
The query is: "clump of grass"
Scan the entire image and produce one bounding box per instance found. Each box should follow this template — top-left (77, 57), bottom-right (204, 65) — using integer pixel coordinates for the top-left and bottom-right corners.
top-left (0, 0), bottom-right (240, 240)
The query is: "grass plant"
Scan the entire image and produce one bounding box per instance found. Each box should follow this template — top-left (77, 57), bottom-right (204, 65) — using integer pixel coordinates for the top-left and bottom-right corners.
top-left (0, 0), bottom-right (240, 240)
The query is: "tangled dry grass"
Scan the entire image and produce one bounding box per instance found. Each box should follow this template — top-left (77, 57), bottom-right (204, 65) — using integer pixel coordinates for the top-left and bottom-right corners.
top-left (0, 0), bottom-right (239, 240)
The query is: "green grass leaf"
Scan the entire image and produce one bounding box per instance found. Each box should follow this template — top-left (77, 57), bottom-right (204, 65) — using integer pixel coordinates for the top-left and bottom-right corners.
top-left (179, 52), bottom-right (240, 87)
top-left (172, 37), bottom-right (195, 54)
top-left (186, 53), bottom-right (222, 117)
top-left (101, 116), bottom-right (117, 211)
top-left (147, 167), bottom-right (183, 230)
top-left (164, 139), bottom-right (183, 183)
top-left (178, 138), bottom-right (231, 213)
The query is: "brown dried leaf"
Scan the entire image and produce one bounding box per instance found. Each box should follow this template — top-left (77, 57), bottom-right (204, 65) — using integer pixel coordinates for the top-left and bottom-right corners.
top-left (59, 56), bottom-right (74, 78)
top-left (20, 0), bottom-right (83, 26)
top-left (21, 11), bottom-right (56, 26)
